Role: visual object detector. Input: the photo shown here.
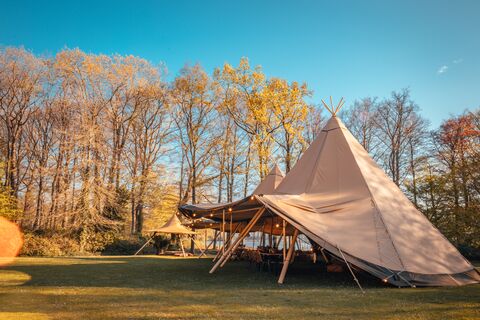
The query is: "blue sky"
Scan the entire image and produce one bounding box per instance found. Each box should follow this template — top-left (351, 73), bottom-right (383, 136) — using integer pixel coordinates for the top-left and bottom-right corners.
top-left (1, 0), bottom-right (479, 127)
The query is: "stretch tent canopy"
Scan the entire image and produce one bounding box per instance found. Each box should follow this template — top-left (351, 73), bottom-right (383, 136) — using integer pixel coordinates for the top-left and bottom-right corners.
top-left (135, 213), bottom-right (197, 257)
top-left (179, 115), bottom-right (480, 287)
top-left (179, 164), bottom-right (284, 225)
top-left (147, 213), bottom-right (196, 235)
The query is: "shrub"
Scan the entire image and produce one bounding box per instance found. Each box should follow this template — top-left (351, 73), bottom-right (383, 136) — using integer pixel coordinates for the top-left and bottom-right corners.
top-left (21, 233), bottom-right (64, 256)
top-left (21, 232), bottom-right (83, 256)
top-left (79, 228), bottom-right (116, 253)
top-left (102, 236), bottom-right (152, 255)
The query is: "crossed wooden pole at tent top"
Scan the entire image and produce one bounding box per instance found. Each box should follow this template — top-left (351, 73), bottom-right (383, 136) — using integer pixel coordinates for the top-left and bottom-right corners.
top-left (321, 96), bottom-right (345, 116)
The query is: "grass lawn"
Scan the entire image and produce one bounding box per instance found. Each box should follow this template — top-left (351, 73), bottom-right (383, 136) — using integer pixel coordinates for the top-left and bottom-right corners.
top-left (0, 256), bottom-right (479, 320)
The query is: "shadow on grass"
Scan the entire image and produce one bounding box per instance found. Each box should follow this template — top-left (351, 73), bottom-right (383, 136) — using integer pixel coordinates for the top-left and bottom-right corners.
top-left (8, 256), bottom-right (383, 290)
top-left (1, 257), bottom-right (479, 320)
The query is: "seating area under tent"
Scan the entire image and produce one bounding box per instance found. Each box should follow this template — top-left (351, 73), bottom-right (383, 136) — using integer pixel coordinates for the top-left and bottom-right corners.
top-left (178, 99), bottom-right (480, 289)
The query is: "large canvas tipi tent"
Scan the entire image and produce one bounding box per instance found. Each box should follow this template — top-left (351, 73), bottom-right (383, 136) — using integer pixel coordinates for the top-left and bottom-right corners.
top-left (180, 106), bottom-right (480, 287)
top-left (257, 114), bottom-right (480, 286)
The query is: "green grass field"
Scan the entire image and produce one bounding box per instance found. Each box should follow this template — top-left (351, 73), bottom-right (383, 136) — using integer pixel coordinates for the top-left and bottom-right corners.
top-left (0, 256), bottom-right (479, 320)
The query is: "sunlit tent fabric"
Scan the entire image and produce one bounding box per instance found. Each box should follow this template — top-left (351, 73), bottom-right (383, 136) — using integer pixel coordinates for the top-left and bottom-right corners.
top-left (179, 115), bottom-right (480, 287)
top-left (134, 213), bottom-right (196, 256)
top-left (258, 115), bottom-right (480, 286)
top-left (149, 213), bottom-right (195, 235)
top-left (252, 165), bottom-right (284, 195)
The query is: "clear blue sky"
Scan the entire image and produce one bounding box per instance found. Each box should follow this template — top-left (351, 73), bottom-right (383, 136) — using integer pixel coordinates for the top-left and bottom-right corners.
top-left (1, 0), bottom-right (479, 127)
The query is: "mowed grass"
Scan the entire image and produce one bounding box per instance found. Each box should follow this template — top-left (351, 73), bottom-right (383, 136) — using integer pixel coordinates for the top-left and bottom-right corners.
top-left (0, 256), bottom-right (479, 320)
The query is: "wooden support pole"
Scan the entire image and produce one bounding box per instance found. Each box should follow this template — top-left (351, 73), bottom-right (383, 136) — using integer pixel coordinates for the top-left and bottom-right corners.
top-left (191, 236), bottom-right (206, 257)
top-left (269, 216), bottom-right (274, 247)
top-left (134, 232), bottom-right (156, 255)
top-left (219, 209), bottom-right (265, 268)
top-left (230, 210), bottom-right (233, 245)
top-left (282, 220), bottom-right (286, 260)
top-left (278, 229), bottom-right (299, 284)
top-left (321, 99), bottom-right (333, 115)
top-left (213, 230), bottom-right (218, 249)
top-left (204, 229), bottom-right (207, 251)
top-left (320, 247), bottom-right (329, 263)
top-left (207, 229), bottom-right (221, 252)
top-left (222, 209), bottom-right (226, 254)
top-left (213, 222), bottom-right (241, 262)
top-left (210, 207), bottom-right (265, 273)
top-left (179, 236), bottom-right (186, 257)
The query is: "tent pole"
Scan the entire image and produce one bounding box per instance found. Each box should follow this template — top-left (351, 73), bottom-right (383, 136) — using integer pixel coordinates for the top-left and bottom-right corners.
top-left (230, 210), bottom-right (233, 246)
top-left (213, 222), bottom-right (241, 262)
top-left (269, 216), bottom-right (274, 247)
top-left (180, 236), bottom-right (186, 257)
top-left (278, 229), bottom-right (299, 284)
top-left (321, 99), bottom-right (334, 115)
top-left (213, 230), bottom-right (218, 250)
top-left (204, 229), bottom-right (207, 252)
top-left (320, 247), bottom-right (329, 263)
top-left (222, 209), bottom-right (226, 254)
top-left (337, 245), bottom-right (365, 294)
top-left (134, 232), bottom-right (156, 256)
top-left (192, 236), bottom-right (206, 257)
top-left (210, 207), bottom-right (265, 273)
top-left (207, 230), bottom-right (221, 259)
top-left (219, 209), bottom-right (265, 267)
top-left (282, 220), bottom-right (286, 260)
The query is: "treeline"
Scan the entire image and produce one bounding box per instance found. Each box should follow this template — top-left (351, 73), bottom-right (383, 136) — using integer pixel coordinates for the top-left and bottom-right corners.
top-left (0, 47), bottom-right (479, 253)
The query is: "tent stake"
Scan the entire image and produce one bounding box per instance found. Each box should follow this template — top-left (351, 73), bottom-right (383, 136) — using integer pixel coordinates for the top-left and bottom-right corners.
top-left (278, 229), bottom-right (299, 284)
top-left (337, 246), bottom-right (365, 294)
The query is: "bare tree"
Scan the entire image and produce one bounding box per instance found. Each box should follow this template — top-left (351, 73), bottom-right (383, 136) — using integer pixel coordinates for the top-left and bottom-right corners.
top-left (0, 47), bottom-right (44, 197)
top-left (374, 89), bottom-right (427, 186)
top-left (171, 64), bottom-right (219, 205)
